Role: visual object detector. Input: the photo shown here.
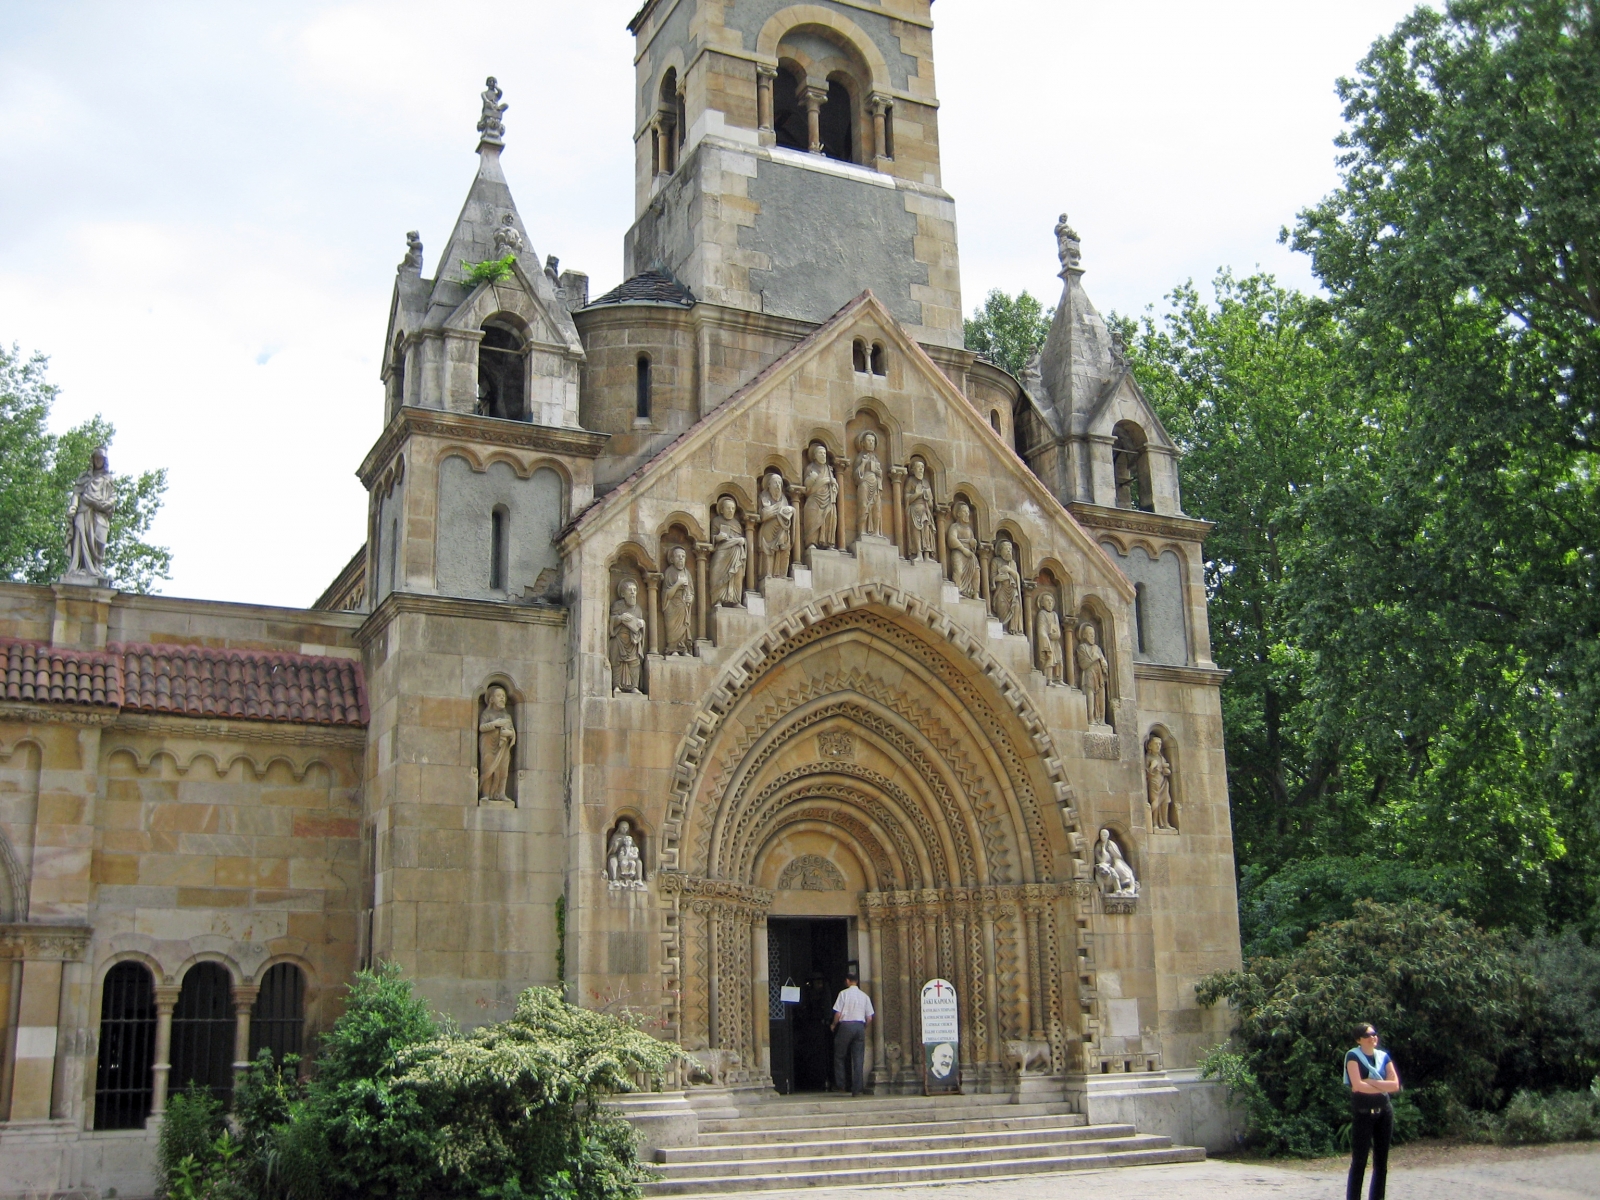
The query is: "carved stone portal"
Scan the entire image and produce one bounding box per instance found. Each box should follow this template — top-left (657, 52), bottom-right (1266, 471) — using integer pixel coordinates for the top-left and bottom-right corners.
top-left (777, 855), bottom-right (845, 891)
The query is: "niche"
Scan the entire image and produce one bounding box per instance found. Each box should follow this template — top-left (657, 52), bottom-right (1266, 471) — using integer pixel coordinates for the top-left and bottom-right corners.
top-left (477, 319), bottom-right (527, 421)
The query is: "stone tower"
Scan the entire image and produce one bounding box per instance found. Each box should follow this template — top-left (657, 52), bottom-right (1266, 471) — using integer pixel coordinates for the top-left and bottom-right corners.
top-left (623, 0), bottom-right (961, 348)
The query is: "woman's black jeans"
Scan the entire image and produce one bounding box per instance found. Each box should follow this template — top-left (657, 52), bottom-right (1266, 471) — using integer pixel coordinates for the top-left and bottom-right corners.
top-left (1347, 1103), bottom-right (1393, 1200)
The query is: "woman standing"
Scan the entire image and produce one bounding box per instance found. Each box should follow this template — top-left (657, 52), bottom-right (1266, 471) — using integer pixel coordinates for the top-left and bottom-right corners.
top-left (1346, 1023), bottom-right (1400, 1200)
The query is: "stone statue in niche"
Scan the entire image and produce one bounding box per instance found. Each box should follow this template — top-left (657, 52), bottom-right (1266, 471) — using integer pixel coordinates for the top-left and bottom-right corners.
top-left (1077, 621), bottom-right (1110, 727)
top-left (1036, 591), bottom-right (1065, 685)
top-left (477, 684), bottom-right (517, 803)
top-left (607, 820), bottom-right (646, 890)
top-left (1095, 828), bottom-right (1139, 897)
top-left (608, 579), bottom-right (646, 693)
top-left (492, 212), bottom-right (524, 260)
top-left (63, 446), bottom-right (115, 585)
top-left (801, 443), bottom-right (839, 551)
top-left (707, 497), bottom-right (747, 605)
top-left (478, 76), bottom-right (508, 142)
top-left (990, 539), bottom-right (1024, 633)
top-left (947, 501), bottom-right (980, 598)
top-left (661, 546), bottom-right (694, 655)
top-left (853, 431), bottom-right (884, 539)
top-left (905, 458), bottom-right (938, 560)
top-left (400, 230), bottom-right (423, 271)
top-left (1146, 735), bottom-right (1176, 831)
top-left (757, 472), bottom-right (794, 579)
top-left (1054, 212), bottom-right (1081, 271)
top-left (777, 855), bottom-right (846, 891)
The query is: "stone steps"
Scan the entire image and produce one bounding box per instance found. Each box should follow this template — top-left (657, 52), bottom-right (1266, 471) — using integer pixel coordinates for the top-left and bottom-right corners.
top-left (639, 1094), bottom-right (1204, 1195)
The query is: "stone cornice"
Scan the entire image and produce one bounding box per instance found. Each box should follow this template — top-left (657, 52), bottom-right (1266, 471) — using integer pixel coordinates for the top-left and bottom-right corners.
top-left (358, 408), bottom-right (611, 487)
top-left (113, 712), bottom-right (368, 749)
top-left (0, 923), bottom-right (93, 961)
top-left (0, 702), bottom-right (116, 728)
top-left (357, 591), bottom-right (567, 648)
top-left (1134, 663), bottom-right (1230, 688)
top-left (1067, 503), bottom-right (1214, 543)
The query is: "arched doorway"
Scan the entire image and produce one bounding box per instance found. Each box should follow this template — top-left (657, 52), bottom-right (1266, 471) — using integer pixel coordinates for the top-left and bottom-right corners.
top-left (660, 589), bottom-right (1094, 1092)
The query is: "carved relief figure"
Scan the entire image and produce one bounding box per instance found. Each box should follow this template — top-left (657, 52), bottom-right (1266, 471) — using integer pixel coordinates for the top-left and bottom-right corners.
top-left (853, 431), bottom-right (884, 539)
top-left (64, 447), bottom-right (115, 584)
top-left (801, 443), bottom-right (838, 551)
top-left (608, 579), bottom-right (646, 693)
top-left (777, 855), bottom-right (846, 891)
top-left (477, 685), bottom-right (517, 803)
top-left (1036, 591), bottom-right (1065, 685)
top-left (492, 211), bottom-right (524, 260)
top-left (757, 472), bottom-right (794, 579)
top-left (607, 820), bottom-right (646, 890)
top-left (707, 497), bottom-right (746, 606)
top-left (947, 501), bottom-right (980, 598)
top-left (905, 458), bottom-right (937, 560)
top-left (990, 539), bottom-right (1023, 633)
top-left (1095, 828), bottom-right (1138, 897)
top-left (661, 546), bottom-right (694, 655)
top-left (1077, 621), bottom-right (1110, 726)
top-left (1146, 735), bottom-right (1175, 830)
top-left (478, 76), bottom-right (508, 141)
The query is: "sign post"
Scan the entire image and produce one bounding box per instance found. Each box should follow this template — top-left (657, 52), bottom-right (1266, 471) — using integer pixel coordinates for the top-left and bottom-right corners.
top-left (920, 978), bottom-right (960, 1095)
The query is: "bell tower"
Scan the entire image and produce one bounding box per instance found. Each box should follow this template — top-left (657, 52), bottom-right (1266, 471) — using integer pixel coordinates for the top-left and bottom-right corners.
top-left (623, 0), bottom-right (962, 348)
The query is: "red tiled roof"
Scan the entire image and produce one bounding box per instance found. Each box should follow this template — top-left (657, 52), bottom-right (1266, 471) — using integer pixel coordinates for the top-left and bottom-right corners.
top-left (0, 640), bottom-right (367, 727)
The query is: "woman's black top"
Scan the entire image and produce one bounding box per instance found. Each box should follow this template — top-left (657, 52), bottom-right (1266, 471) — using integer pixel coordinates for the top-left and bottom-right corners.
top-left (1345, 1047), bottom-right (1393, 1114)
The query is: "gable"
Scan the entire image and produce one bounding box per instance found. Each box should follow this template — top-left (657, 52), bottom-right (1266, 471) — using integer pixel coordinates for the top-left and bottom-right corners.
top-left (568, 292), bottom-right (1134, 601)
top-left (445, 260), bottom-right (583, 357)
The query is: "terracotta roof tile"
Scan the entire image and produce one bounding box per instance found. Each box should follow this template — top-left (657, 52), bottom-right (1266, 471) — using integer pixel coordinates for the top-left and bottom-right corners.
top-left (0, 640), bottom-right (367, 727)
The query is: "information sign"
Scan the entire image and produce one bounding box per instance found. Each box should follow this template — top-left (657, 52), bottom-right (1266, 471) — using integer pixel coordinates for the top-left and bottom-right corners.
top-left (920, 978), bottom-right (961, 1094)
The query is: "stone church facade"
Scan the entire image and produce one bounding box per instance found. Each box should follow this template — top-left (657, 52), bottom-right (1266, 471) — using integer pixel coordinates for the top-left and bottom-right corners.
top-left (0, 2), bottom-right (1241, 1193)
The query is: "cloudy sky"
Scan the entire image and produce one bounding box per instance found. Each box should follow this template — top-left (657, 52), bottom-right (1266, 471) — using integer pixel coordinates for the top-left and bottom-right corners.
top-left (0, 0), bottom-right (1420, 607)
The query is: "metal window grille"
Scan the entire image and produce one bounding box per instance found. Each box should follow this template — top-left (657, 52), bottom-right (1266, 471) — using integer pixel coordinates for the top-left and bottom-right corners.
top-left (169, 963), bottom-right (235, 1104)
top-left (94, 962), bottom-right (155, 1130)
top-left (249, 963), bottom-right (305, 1064)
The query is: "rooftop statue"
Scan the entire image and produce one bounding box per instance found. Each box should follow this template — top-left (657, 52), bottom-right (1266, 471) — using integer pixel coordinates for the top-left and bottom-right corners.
top-left (63, 447), bottom-right (115, 586)
top-left (1054, 212), bottom-right (1081, 272)
top-left (477, 76), bottom-right (507, 143)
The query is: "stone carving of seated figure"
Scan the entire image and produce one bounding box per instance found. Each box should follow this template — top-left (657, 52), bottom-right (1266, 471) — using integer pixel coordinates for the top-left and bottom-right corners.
top-left (607, 820), bottom-right (647, 890)
top-left (1094, 828), bottom-right (1138, 897)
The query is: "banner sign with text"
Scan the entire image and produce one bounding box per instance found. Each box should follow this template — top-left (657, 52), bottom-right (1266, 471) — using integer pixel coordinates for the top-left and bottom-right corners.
top-left (920, 978), bottom-right (960, 1094)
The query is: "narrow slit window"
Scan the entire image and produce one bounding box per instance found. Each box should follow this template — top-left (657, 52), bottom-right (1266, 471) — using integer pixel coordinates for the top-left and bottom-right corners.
top-left (94, 962), bottom-right (156, 1130)
top-left (870, 343), bottom-right (886, 376)
top-left (636, 356), bottom-right (652, 420)
top-left (490, 507), bottom-right (508, 591)
top-left (883, 105), bottom-right (894, 160)
top-left (389, 519), bottom-right (398, 592)
top-left (990, 410), bottom-right (1001, 433)
top-left (1134, 583), bottom-right (1148, 654)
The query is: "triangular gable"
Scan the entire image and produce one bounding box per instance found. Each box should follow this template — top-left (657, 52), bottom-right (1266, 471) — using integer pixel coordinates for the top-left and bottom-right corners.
top-left (443, 258), bottom-right (584, 357)
top-left (566, 291), bottom-right (1135, 601)
top-left (1082, 369), bottom-right (1179, 452)
top-left (432, 143), bottom-right (535, 297)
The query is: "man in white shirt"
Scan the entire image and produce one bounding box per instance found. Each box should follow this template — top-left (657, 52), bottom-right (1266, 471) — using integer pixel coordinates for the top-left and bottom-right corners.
top-left (830, 971), bottom-right (875, 1095)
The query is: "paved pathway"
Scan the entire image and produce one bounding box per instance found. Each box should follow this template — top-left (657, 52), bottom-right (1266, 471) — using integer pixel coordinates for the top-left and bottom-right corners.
top-left (673, 1142), bottom-right (1600, 1199)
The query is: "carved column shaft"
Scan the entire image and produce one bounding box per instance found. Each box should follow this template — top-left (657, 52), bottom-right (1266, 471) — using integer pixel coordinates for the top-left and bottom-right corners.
top-left (693, 542), bottom-right (710, 642)
top-left (231, 984), bottom-right (259, 1090)
top-left (756, 65), bottom-right (776, 134)
top-left (867, 914), bottom-right (886, 1077)
top-left (1025, 907), bottom-right (1045, 1039)
top-left (977, 543), bottom-right (993, 605)
top-left (743, 514), bottom-right (759, 592)
top-left (889, 465), bottom-right (907, 555)
top-left (870, 94), bottom-right (890, 162)
top-left (980, 907), bottom-right (998, 1063)
top-left (803, 85), bottom-right (827, 154)
top-left (935, 504), bottom-right (951, 574)
top-left (151, 986), bottom-right (180, 1114)
top-left (644, 572), bottom-right (662, 656)
top-left (1022, 578), bottom-right (1037, 646)
top-left (788, 483), bottom-right (807, 569)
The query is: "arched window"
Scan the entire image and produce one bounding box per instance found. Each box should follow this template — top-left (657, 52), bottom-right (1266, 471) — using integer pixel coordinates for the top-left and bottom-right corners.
top-left (169, 963), bottom-right (235, 1104)
top-left (990, 409), bottom-right (1001, 433)
top-left (635, 355), bottom-right (653, 421)
top-left (94, 962), bottom-right (155, 1130)
top-left (852, 339), bottom-right (868, 373)
top-left (250, 963), bottom-right (305, 1064)
top-left (477, 322), bottom-right (526, 422)
top-left (819, 78), bottom-right (853, 162)
top-left (490, 506), bottom-right (509, 591)
top-left (658, 69), bottom-right (680, 174)
top-left (1134, 582), bottom-right (1149, 654)
top-left (773, 66), bottom-right (807, 151)
top-left (390, 336), bottom-right (406, 410)
top-left (1112, 422), bottom-right (1153, 511)
top-left (389, 518), bottom-right (399, 592)
top-left (870, 342), bottom-right (886, 375)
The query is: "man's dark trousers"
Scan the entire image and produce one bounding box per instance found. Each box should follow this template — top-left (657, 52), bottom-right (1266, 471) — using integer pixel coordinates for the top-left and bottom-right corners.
top-left (834, 1021), bottom-right (867, 1094)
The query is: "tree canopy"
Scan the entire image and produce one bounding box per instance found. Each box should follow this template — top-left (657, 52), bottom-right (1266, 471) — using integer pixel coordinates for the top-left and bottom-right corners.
top-left (963, 288), bottom-right (1053, 378)
top-left (0, 344), bottom-right (171, 592)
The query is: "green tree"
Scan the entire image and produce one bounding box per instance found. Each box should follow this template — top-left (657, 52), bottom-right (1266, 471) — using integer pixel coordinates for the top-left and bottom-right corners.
top-left (0, 344), bottom-right (171, 592)
top-left (1288, 0), bottom-right (1600, 930)
top-left (963, 289), bottom-right (1053, 377)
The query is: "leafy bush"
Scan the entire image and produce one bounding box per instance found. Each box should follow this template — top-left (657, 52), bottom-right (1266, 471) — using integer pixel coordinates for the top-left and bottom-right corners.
top-left (157, 1083), bottom-right (229, 1199)
top-left (1198, 899), bottom-right (1528, 1154)
top-left (463, 255), bottom-right (517, 287)
top-left (223, 964), bottom-right (679, 1200)
top-left (1505, 929), bottom-right (1600, 1093)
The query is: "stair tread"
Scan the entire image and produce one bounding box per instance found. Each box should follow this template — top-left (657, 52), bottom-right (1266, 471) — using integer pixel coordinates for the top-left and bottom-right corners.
top-left (654, 1133), bottom-right (1175, 1173)
top-left (674, 1123), bottom-right (1137, 1158)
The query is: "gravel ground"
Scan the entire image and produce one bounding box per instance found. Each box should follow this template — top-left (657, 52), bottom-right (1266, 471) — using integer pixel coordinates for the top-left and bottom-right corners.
top-left (670, 1141), bottom-right (1600, 1200)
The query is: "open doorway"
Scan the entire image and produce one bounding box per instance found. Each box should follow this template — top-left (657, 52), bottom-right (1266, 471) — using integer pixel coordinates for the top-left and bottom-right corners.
top-left (767, 917), bottom-right (851, 1094)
